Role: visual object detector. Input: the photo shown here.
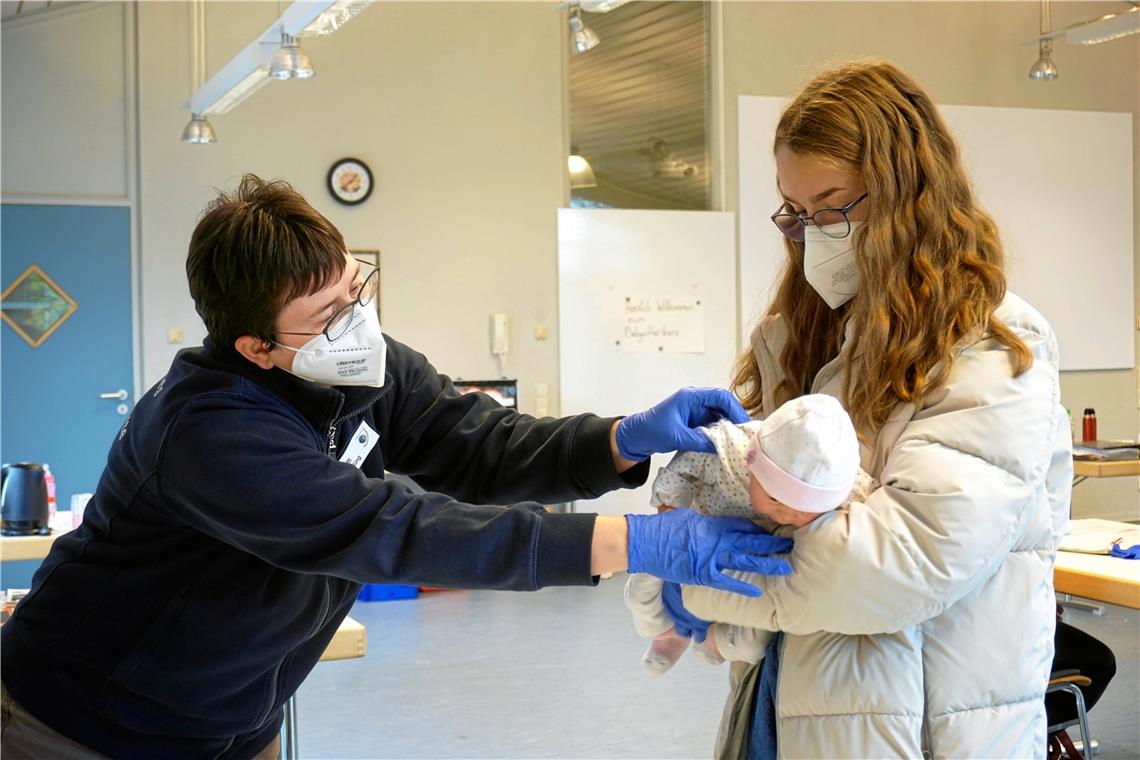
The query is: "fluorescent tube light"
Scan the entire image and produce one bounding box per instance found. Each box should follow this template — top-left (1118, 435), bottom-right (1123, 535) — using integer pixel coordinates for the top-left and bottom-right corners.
top-left (1065, 7), bottom-right (1139, 45)
top-left (579, 0), bottom-right (631, 12)
top-left (184, 1), bottom-right (372, 120)
top-left (187, 40), bottom-right (276, 117)
top-left (203, 66), bottom-right (272, 116)
top-left (299, 0), bottom-right (372, 37)
top-left (556, 0), bottom-right (630, 13)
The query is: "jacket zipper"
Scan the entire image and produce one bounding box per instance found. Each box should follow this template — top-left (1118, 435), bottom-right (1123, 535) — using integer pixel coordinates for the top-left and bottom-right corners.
top-left (325, 385), bottom-right (394, 458)
top-left (252, 392), bottom-right (390, 729)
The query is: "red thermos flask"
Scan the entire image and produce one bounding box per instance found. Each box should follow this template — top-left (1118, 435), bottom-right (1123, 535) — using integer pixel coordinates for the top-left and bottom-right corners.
top-left (1081, 408), bottom-right (1097, 443)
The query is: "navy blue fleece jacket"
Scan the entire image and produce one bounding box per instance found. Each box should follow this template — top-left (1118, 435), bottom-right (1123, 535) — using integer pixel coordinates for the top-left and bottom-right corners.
top-left (1, 335), bottom-right (647, 759)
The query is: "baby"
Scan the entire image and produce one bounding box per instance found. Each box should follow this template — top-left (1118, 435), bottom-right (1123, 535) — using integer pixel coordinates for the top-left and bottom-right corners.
top-left (624, 393), bottom-right (875, 674)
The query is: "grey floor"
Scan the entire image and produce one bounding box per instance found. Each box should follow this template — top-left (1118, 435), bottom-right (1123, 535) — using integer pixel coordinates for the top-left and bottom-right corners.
top-left (295, 578), bottom-right (1140, 759)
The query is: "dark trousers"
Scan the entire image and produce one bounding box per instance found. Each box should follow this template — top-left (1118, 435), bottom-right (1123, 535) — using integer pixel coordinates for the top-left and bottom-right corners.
top-left (1047, 620), bottom-right (1117, 727)
top-left (1, 683), bottom-right (281, 760)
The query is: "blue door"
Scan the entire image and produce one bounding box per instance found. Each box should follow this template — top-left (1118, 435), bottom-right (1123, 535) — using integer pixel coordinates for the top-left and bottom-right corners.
top-left (1, 204), bottom-right (133, 516)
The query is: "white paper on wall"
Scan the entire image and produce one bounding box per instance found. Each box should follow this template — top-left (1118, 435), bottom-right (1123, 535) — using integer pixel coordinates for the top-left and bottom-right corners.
top-left (620, 296), bottom-right (705, 353)
top-left (558, 208), bottom-right (736, 517)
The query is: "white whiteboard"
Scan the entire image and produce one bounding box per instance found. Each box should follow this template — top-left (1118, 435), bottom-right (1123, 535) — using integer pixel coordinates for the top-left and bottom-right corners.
top-left (739, 96), bottom-right (1135, 371)
top-left (558, 208), bottom-right (737, 517)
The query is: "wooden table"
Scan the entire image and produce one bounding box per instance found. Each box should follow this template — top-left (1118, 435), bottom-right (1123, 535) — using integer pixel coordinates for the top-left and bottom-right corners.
top-left (0, 531), bottom-right (63, 562)
top-left (1055, 519), bottom-right (1140, 610)
top-left (320, 615), bottom-right (367, 661)
top-left (1055, 550), bottom-right (1140, 609)
top-left (1073, 459), bottom-right (1140, 479)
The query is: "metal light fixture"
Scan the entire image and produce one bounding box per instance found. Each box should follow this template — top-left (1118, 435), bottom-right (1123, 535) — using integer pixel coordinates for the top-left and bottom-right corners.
top-left (269, 32), bottom-right (315, 80)
top-left (569, 147), bottom-right (597, 189)
top-left (1026, 1), bottom-right (1137, 81)
top-left (568, 4), bottom-right (600, 54)
top-left (1028, 39), bottom-right (1059, 80)
top-left (181, 115), bottom-right (217, 144)
top-left (181, 0), bottom-right (219, 143)
top-left (1029, 0), bottom-right (1058, 81)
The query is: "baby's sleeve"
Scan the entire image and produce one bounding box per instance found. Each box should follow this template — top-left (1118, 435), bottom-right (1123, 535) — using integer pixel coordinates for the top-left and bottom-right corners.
top-left (649, 452), bottom-right (708, 509)
top-left (623, 572), bottom-right (674, 639)
top-left (710, 623), bottom-right (773, 664)
top-left (849, 468), bottom-right (878, 505)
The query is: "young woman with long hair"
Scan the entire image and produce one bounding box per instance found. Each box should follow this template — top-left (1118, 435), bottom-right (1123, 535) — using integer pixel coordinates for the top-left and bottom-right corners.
top-left (679, 59), bottom-right (1073, 758)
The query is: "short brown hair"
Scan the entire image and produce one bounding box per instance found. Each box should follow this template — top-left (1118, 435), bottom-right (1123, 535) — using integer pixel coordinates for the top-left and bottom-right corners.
top-left (187, 174), bottom-right (347, 354)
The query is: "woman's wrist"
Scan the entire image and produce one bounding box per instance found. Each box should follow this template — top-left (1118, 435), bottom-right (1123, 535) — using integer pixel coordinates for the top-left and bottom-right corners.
top-left (609, 420), bottom-right (640, 473)
top-left (590, 515), bottom-right (629, 576)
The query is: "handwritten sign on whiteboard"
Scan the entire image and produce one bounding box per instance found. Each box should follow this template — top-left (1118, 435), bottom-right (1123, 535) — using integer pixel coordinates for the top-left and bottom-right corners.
top-left (619, 296), bottom-right (705, 353)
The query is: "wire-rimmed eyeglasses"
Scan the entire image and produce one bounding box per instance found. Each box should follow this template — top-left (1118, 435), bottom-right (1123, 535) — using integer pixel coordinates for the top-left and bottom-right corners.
top-left (770, 193), bottom-right (868, 242)
top-left (278, 258), bottom-right (379, 343)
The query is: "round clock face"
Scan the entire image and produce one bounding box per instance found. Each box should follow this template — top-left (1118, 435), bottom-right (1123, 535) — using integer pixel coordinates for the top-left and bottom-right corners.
top-left (328, 159), bottom-right (373, 205)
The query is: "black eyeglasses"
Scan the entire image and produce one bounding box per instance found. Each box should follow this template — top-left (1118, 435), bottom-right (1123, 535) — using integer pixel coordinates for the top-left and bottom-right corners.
top-left (278, 258), bottom-right (379, 343)
top-left (770, 193), bottom-right (868, 242)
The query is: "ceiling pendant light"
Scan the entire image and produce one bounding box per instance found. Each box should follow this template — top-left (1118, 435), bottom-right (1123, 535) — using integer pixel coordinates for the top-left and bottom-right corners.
top-left (181, 0), bottom-right (218, 143)
top-left (181, 115), bottom-right (218, 144)
top-left (568, 4), bottom-right (600, 54)
top-left (569, 147), bottom-right (597, 189)
top-left (1028, 40), bottom-right (1059, 80)
top-left (1028, 0), bottom-right (1058, 81)
top-left (269, 31), bottom-right (315, 80)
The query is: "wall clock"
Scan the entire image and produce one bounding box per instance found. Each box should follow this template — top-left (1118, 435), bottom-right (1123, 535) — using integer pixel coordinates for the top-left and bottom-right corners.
top-left (327, 158), bottom-right (373, 205)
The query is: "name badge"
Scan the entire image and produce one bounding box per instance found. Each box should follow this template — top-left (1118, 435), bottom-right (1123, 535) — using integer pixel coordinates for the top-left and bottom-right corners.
top-left (339, 420), bottom-right (380, 469)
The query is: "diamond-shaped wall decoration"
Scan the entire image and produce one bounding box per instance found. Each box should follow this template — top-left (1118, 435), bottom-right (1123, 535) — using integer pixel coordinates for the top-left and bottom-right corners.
top-left (1, 265), bottom-right (78, 349)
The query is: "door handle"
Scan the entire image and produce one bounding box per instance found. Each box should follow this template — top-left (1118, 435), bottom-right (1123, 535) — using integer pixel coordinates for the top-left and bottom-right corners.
top-left (99, 389), bottom-right (129, 401)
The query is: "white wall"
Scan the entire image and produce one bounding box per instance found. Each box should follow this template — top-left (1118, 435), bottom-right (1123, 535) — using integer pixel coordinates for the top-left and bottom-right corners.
top-left (134, 1), bottom-right (567, 413)
top-left (1, 3), bottom-right (130, 201)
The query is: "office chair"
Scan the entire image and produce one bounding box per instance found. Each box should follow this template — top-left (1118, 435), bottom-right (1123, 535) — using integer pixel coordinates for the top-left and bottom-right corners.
top-left (1046, 670), bottom-right (1093, 760)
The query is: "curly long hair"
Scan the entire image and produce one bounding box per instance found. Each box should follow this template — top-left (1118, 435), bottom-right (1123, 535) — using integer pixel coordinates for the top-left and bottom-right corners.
top-left (732, 59), bottom-right (1032, 435)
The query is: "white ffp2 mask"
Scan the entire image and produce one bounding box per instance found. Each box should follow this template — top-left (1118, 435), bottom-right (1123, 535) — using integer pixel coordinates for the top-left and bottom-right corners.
top-left (803, 221), bottom-right (861, 310)
top-left (278, 305), bottom-right (387, 387)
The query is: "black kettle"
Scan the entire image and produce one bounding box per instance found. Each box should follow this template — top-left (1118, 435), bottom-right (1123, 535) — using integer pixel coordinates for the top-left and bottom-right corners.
top-left (1, 463), bottom-right (51, 536)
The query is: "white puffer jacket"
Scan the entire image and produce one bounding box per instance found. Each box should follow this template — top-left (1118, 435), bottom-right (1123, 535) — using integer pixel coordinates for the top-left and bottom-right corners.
top-left (685, 293), bottom-right (1072, 759)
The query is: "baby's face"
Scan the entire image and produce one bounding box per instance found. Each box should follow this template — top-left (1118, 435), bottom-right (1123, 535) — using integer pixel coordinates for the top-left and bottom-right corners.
top-left (748, 474), bottom-right (823, 528)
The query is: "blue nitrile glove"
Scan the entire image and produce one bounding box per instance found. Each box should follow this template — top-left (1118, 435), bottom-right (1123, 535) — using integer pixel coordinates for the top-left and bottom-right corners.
top-left (616, 387), bottom-right (751, 462)
top-left (1110, 542), bottom-right (1140, 559)
top-left (661, 581), bottom-right (711, 643)
top-left (626, 508), bottom-right (794, 597)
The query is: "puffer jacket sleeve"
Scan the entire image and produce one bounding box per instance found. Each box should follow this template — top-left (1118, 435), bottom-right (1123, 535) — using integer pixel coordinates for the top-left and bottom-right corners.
top-left (685, 305), bottom-right (1070, 635)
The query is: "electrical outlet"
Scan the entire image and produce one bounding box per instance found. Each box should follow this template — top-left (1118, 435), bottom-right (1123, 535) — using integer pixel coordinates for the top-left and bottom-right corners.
top-left (534, 323), bottom-right (549, 341)
top-left (167, 327), bottom-right (185, 344)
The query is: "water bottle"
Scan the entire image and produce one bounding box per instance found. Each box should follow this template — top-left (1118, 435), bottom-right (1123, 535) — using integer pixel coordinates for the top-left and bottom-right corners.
top-left (43, 463), bottom-right (57, 523)
top-left (1082, 408), bottom-right (1097, 443)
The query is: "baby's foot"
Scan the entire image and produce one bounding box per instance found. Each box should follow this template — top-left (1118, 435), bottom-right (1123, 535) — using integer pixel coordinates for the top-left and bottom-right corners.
top-left (642, 629), bottom-right (689, 675)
